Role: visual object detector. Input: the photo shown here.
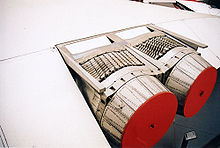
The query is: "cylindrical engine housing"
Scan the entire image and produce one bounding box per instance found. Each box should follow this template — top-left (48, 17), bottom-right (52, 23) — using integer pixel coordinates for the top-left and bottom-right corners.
top-left (165, 53), bottom-right (217, 117)
top-left (101, 75), bottom-right (178, 147)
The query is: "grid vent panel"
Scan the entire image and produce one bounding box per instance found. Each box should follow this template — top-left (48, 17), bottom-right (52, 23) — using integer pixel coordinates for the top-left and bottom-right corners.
top-left (134, 35), bottom-right (184, 60)
top-left (80, 49), bottom-right (144, 82)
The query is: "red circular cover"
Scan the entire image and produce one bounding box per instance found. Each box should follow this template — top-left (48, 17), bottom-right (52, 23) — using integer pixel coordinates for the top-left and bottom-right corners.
top-left (121, 92), bottom-right (178, 148)
top-left (184, 66), bottom-right (217, 118)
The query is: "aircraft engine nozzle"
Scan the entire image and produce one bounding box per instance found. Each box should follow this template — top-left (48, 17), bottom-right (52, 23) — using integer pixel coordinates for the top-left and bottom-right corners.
top-left (165, 53), bottom-right (217, 118)
top-left (101, 75), bottom-right (178, 148)
top-left (57, 24), bottom-right (219, 147)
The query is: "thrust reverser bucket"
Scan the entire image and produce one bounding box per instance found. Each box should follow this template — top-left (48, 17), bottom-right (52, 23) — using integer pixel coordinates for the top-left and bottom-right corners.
top-left (165, 53), bottom-right (217, 118)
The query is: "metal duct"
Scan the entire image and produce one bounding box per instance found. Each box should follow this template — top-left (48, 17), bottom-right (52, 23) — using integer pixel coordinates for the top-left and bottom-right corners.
top-left (165, 53), bottom-right (217, 117)
top-left (101, 75), bottom-right (177, 147)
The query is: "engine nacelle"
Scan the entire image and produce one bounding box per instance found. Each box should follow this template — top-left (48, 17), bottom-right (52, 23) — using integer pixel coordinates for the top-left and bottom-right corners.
top-left (56, 24), bottom-right (217, 147)
top-left (102, 75), bottom-right (177, 147)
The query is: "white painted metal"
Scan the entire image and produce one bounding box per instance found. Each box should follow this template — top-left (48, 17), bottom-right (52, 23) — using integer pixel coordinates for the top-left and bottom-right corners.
top-left (1, 0), bottom-right (215, 60)
top-left (116, 26), bottom-right (151, 39)
top-left (183, 18), bottom-right (220, 59)
top-left (177, 0), bottom-right (220, 16)
top-left (0, 49), bottom-right (110, 147)
top-left (67, 36), bottom-right (111, 55)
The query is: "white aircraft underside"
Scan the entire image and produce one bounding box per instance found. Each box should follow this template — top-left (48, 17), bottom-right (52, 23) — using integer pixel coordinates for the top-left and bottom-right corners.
top-left (0, 0), bottom-right (220, 147)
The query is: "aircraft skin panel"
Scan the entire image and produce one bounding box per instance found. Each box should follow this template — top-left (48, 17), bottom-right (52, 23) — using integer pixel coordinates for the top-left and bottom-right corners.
top-left (156, 19), bottom-right (220, 68)
top-left (0, 49), bottom-right (110, 147)
top-left (0, 0), bottom-right (215, 61)
top-left (177, 0), bottom-right (220, 16)
top-left (1, 0), bottom-right (220, 147)
top-left (183, 17), bottom-right (220, 60)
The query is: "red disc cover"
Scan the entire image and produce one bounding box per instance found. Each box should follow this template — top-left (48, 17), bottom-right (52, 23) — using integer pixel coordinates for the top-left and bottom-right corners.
top-left (184, 66), bottom-right (217, 118)
top-left (121, 92), bottom-right (178, 148)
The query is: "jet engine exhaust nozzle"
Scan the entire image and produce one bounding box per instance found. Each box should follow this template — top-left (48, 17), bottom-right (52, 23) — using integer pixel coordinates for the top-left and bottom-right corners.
top-left (165, 53), bottom-right (217, 118)
top-left (101, 75), bottom-right (178, 148)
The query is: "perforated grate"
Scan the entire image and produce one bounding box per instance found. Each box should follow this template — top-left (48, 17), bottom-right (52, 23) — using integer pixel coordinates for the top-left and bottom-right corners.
top-left (80, 49), bottom-right (144, 82)
top-left (134, 35), bottom-right (183, 60)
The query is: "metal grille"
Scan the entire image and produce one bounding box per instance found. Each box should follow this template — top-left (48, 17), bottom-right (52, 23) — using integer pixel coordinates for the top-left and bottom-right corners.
top-left (80, 49), bottom-right (144, 82)
top-left (134, 35), bottom-right (183, 60)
